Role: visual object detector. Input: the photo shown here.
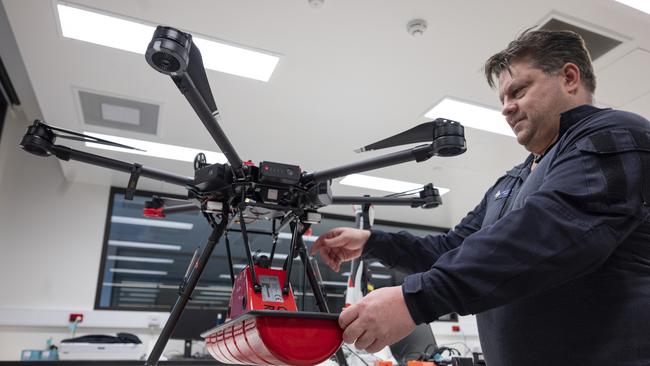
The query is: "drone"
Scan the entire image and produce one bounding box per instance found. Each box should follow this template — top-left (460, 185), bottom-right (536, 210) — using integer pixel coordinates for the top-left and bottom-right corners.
top-left (20, 26), bottom-right (466, 366)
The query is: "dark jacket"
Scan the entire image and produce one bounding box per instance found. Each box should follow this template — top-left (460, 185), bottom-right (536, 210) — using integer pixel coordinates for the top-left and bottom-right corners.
top-left (363, 105), bottom-right (650, 366)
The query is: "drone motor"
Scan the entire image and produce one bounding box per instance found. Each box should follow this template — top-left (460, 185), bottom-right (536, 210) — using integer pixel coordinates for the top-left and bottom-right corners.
top-left (20, 120), bottom-right (55, 157)
top-left (145, 26), bottom-right (192, 76)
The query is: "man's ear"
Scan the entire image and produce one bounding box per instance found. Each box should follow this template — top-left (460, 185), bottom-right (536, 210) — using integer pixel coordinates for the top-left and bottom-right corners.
top-left (561, 62), bottom-right (581, 95)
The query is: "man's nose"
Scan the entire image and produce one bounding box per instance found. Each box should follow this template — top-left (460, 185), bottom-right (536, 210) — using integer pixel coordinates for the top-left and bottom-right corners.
top-left (502, 100), bottom-right (516, 117)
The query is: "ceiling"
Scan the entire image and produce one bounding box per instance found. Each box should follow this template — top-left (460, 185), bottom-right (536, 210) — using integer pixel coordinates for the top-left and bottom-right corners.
top-left (3, 0), bottom-right (650, 228)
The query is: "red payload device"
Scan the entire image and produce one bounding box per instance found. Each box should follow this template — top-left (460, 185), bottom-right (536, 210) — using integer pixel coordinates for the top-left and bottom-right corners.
top-left (201, 264), bottom-right (343, 365)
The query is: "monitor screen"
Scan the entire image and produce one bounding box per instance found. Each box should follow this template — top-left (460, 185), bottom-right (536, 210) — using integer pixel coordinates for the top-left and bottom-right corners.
top-left (170, 308), bottom-right (224, 341)
top-left (389, 323), bottom-right (437, 364)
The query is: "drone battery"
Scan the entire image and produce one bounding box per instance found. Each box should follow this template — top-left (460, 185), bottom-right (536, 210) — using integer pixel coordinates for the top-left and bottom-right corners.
top-left (258, 161), bottom-right (300, 185)
top-left (193, 162), bottom-right (231, 191)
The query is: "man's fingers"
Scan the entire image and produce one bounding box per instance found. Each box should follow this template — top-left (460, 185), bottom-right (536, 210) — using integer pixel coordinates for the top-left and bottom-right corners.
top-left (310, 228), bottom-right (344, 255)
top-left (342, 321), bottom-right (365, 345)
top-left (339, 304), bottom-right (359, 330)
top-left (353, 332), bottom-right (375, 351)
top-left (309, 239), bottom-right (322, 256)
top-left (365, 339), bottom-right (384, 354)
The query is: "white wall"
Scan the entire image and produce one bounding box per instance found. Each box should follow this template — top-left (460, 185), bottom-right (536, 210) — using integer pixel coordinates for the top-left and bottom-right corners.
top-left (0, 111), bottom-right (190, 360)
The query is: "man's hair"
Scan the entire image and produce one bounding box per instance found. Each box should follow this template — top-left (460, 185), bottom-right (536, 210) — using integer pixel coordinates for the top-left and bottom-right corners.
top-left (484, 29), bottom-right (596, 93)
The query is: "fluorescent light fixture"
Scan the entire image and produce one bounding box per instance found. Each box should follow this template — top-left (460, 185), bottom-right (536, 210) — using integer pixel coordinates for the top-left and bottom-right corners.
top-left (219, 274), bottom-right (233, 279)
top-left (193, 37), bottom-right (279, 82)
top-left (189, 300), bottom-right (229, 306)
top-left (110, 268), bottom-right (168, 276)
top-left (369, 262), bottom-right (386, 268)
top-left (57, 3), bottom-right (280, 81)
top-left (84, 131), bottom-right (227, 164)
top-left (204, 285), bottom-right (233, 292)
top-left (320, 281), bottom-right (348, 287)
top-left (111, 216), bottom-right (193, 230)
top-left (614, 0), bottom-right (650, 14)
top-left (108, 240), bottom-right (181, 251)
top-left (119, 288), bottom-right (160, 293)
top-left (277, 233), bottom-right (317, 243)
top-left (119, 292), bottom-right (157, 298)
top-left (193, 295), bottom-right (230, 301)
top-left (118, 298), bottom-right (154, 303)
top-left (200, 291), bottom-right (232, 296)
top-left (371, 274), bottom-right (392, 280)
top-left (425, 97), bottom-right (514, 137)
top-left (341, 272), bottom-right (351, 277)
top-left (101, 103), bottom-right (140, 125)
top-left (108, 255), bottom-right (174, 264)
top-left (340, 174), bottom-right (449, 196)
top-left (103, 281), bottom-right (163, 289)
top-left (232, 264), bottom-right (247, 269)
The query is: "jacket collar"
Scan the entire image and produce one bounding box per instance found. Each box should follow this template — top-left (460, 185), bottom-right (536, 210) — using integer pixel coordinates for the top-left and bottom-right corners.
top-left (558, 104), bottom-right (606, 137)
top-left (533, 104), bottom-right (608, 164)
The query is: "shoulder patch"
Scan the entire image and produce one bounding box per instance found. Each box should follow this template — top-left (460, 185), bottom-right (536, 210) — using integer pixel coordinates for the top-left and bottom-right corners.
top-left (630, 130), bottom-right (650, 206)
top-left (588, 132), bottom-right (627, 204)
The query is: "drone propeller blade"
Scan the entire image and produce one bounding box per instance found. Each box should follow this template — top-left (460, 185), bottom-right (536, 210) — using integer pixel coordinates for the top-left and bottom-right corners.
top-left (354, 122), bottom-right (434, 153)
top-left (47, 125), bottom-right (145, 151)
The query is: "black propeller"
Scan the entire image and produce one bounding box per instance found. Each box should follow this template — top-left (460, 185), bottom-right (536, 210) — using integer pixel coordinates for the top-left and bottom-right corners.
top-left (46, 123), bottom-right (144, 151)
top-left (354, 118), bottom-right (464, 154)
top-left (21, 120), bottom-right (144, 155)
top-left (355, 121), bottom-right (436, 153)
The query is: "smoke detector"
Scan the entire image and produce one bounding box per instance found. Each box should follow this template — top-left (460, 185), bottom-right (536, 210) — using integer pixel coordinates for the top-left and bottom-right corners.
top-left (308, 0), bottom-right (324, 8)
top-left (407, 19), bottom-right (428, 37)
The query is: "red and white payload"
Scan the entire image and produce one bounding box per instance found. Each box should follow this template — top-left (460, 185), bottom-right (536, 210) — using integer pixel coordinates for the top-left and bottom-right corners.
top-left (201, 265), bottom-right (343, 365)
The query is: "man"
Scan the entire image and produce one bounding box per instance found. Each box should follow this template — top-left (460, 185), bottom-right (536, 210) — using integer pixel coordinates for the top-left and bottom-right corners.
top-left (310, 30), bottom-right (650, 365)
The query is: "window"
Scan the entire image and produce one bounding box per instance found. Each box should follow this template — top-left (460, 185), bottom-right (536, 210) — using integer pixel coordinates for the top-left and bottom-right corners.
top-left (95, 187), bottom-right (451, 318)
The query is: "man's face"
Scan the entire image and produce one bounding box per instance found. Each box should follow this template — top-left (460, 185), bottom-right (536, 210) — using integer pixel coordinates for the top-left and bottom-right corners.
top-left (498, 60), bottom-right (570, 154)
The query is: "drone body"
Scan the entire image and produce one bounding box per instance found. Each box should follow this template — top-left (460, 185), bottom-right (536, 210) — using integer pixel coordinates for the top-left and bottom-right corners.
top-left (20, 25), bottom-right (466, 366)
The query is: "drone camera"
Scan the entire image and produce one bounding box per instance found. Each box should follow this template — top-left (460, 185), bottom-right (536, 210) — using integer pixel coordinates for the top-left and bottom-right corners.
top-left (145, 26), bottom-right (192, 76)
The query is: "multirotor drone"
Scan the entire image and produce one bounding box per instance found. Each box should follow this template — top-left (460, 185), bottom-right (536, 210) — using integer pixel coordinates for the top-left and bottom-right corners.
top-left (20, 26), bottom-right (466, 366)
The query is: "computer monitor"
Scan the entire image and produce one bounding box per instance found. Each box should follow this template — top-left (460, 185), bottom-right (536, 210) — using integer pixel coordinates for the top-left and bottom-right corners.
top-left (389, 323), bottom-right (438, 364)
top-left (170, 308), bottom-right (224, 357)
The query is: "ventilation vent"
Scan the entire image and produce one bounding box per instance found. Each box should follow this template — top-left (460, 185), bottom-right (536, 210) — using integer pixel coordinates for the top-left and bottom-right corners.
top-left (78, 90), bottom-right (159, 135)
top-left (539, 18), bottom-right (622, 60)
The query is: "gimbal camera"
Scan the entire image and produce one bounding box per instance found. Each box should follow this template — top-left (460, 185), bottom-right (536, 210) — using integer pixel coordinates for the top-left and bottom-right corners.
top-left (20, 26), bottom-right (466, 366)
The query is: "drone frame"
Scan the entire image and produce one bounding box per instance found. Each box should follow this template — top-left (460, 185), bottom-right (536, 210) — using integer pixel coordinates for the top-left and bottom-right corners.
top-left (19, 25), bottom-right (466, 366)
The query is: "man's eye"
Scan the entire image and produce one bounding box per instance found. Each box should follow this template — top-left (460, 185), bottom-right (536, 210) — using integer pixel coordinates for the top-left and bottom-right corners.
top-left (513, 87), bottom-right (525, 98)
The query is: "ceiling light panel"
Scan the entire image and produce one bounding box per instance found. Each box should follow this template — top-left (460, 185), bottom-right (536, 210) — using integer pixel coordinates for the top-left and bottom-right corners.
top-left (614, 0), bottom-right (650, 14)
top-left (108, 255), bottom-right (174, 264)
top-left (108, 240), bottom-right (181, 251)
top-left (111, 215), bottom-right (193, 230)
top-left (340, 174), bottom-right (449, 196)
top-left (84, 131), bottom-right (227, 164)
top-left (110, 268), bottom-right (168, 276)
top-left (57, 3), bottom-right (279, 81)
top-left (425, 97), bottom-right (514, 137)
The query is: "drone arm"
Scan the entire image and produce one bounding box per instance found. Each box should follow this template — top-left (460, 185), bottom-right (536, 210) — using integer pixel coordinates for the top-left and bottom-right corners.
top-left (145, 26), bottom-right (244, 177)
top-left (332, 195), bottom-right (441, 208)
top-left (172, 72), bottom-right (244, 177)
top-left (302, 144), bottom-right (434, 184)
top-left (46, 144), bottom-right (195, 188)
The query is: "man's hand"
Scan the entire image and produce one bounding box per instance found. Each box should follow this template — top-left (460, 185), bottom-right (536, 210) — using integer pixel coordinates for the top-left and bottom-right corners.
top-left (309, 228), bottom-right (370, 271)
top-left (339, 286), bottom-right (416, 353)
